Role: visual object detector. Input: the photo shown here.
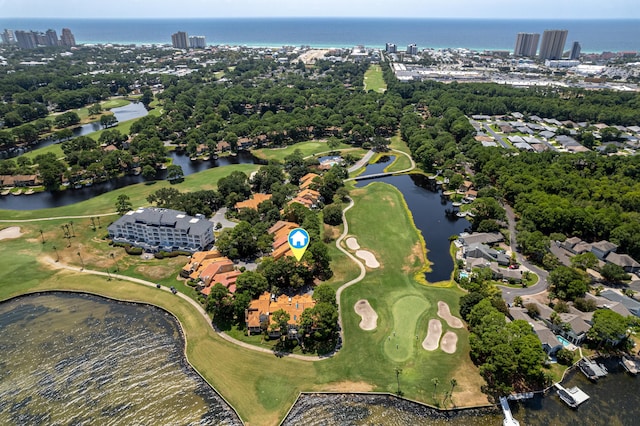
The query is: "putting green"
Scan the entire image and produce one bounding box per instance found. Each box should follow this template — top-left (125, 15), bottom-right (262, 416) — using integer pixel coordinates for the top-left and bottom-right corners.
top-left (383, 295), bottom-right (430, 362)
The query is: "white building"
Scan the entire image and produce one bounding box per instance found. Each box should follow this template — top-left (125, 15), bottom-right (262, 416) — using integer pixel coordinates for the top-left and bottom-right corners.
top-left (189, 36), bottom-right (206, 49)
top-left (108, 208), bottom-right (214, 253)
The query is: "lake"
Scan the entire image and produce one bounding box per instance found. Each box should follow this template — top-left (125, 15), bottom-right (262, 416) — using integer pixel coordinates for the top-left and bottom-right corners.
top-left (0, 292), bottom-right (241, 425)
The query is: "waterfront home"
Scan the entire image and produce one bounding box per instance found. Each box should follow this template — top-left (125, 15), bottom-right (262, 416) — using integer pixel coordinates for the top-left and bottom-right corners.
top-left (245, 292), bottom-right (316, 338)
top-left (234, 193), bottom-right (272, 211)
top-left (600, 289), bottom-right (640, 317)
top-left (464, 243), bottom-right (510, 266)
top-left (591, 240), bottom-right (618, 260)
top-left (457, 232), bottom-right (504, 247)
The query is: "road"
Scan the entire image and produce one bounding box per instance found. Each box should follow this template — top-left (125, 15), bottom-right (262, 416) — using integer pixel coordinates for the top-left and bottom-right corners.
top-left (497, 203), bottom-right (549, 304)
top-left (482, 123), bottom-right (510, 149)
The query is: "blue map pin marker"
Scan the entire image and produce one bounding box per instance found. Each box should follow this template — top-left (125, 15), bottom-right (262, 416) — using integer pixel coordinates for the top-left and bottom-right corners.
top-left (288, 228), bottom-right (310, 261)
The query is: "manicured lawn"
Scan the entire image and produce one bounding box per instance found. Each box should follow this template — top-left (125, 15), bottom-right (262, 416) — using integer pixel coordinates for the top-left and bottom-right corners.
top-left (385, 134), bottom-right (414, 173)
top-left (252, 141), bottom-right (360, 163)
top-left (88, 107), bottom-right (162, 141)
top-left (363, 65), bottom-right (387, 93)
top-left (21, 143), bottom-right (64, 161)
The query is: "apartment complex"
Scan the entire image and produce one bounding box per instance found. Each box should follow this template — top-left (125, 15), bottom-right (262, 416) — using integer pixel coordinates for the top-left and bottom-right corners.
top-left (189, 35), bottom-right (206, 49)
top-left (108, 207), bottom-right (214, 253)
top-left (12, 28), bottom-right (75, 49)
top-left (171, 31), bottom-right (189, 49)
top-left (514, 32), bottom-right (540, 57)
top-left (539, 30), bottom-right (568, 60)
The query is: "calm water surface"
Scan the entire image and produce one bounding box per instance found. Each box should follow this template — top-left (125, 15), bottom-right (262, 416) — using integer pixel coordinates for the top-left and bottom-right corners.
top-left (0, 292), bottom-right (241, 425)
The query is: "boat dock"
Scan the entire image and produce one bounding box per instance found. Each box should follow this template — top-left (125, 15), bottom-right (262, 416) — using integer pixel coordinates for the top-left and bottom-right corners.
top-left (499, 396), bottom-right (520, 426)
top-left (579, 358), bottom-right (608, 381)
top-left (555, 383), bottom-right (590, 408)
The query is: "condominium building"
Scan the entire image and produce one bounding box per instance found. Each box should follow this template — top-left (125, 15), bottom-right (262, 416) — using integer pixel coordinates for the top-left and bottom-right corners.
top-left (15, 31), bottom-right (37, 49)
top-left (189, 35), bottom-right (206, 49)
top-left (107, 207), bottom-right (214, 253)
top-left (60, 28), bottom-right (76, 47)
top-left (570, 41), bottom-right (581, 60)
top-left (1, 29), bottom-right (15, 45)
top-left (44, 29), bottom-right (59, 46)
top-left (171, 31), bottom-right (189, 49)
top-left (385, 42), bottom-right (397, 54)
top-left (539, 30), bottom-right (568, 60)
top-left (514, 32), bottom-right (540, 57)
top-left (406, 43), bottom-right (418, 55)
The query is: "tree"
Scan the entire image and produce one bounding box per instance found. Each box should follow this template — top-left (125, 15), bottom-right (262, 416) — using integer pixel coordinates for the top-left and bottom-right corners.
top-left (235, 271), bottom-right (269, 298)
top-left (300, 302), bottom-right (338, 341)
top-left (312, 284), bottom-right (336, 306)
top-left (571, 252), bottom-right (598, 270)
top-left (115, 194), bottom-right (133, 215)
top-left (166, 164), bottom-right (184, 182)
top-left (556, 348), bottom-right (575, 366)
top-left (327, 136), bottom-right (341, 152)
top-left (549, 266), bottom-right (589, 301)
top-left (322, 204), bottom-right (343, 226)
top-left (600, 263), bottom-right (631, 284)
top-left (206, 283), bottom-right (231, 320)
top-left (270, 309), bottom-right (290, 337)
top-left (100, 114), bottom-right (118, 128)
top-left (587, 309), bottom-right (629, 348)
top-left (88, 103), bottom-right (102, 116)
top-left (54, 111), bottom-right (80, 128)
top-left (142, 165), bottom-right (156, 180)
top-left (140, 89), bottom-right (154, 107)
top-left (431, 378), bottom-right (440, 400)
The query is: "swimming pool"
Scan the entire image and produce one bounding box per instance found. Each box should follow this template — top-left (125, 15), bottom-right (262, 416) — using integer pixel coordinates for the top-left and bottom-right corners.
top-left (557, 335), bottom-right (572, 347)
top-left (459, 271), bottom-right (470, 279)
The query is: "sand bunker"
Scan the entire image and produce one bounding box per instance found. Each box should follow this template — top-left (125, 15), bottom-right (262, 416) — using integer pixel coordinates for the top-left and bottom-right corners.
top-left (440, 331), bottom-right (458, 354)
top-left (356, 250), bottom-right (380, 268)
top-left (437, 301), bottom-right (464, 329)
top-left (346, 237), bottom-right (360, 250)
top-left (354, 299), bottom-right (378, 331)
top-left (0, 226), bottom-right (22, 241)
top-left (422, 319), bottom-right (442, 351)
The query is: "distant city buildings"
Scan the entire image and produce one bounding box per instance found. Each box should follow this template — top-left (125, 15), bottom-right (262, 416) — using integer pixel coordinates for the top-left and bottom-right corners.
top-left (514, 32), bottom-right (540, 57)
top-left (6, 27), bottom-right (75, 49)
top-left (406, 43), bottom-right (418, 55)
top-left (189, 35), bottom-right (206, 49)
top-left (385, 42), bottom-right (397, 54)
top-left (539, 29), bottom-right (568, 60)
top-left (570, 41), bottom-right (582, 60)
top-left (171, 31), bottom-right (189, 49)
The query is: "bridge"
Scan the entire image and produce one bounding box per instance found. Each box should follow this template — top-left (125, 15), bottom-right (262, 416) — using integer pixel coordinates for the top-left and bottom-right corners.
top-left (344, 148), bottom-right (416, 182)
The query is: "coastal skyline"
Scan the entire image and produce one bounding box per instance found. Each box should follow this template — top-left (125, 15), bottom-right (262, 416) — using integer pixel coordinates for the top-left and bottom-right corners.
top-left (2, 0), bottom-right (640, 20)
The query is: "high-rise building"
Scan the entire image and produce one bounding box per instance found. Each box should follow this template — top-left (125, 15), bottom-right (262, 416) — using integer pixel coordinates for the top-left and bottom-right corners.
top-left (385, 42), bottom-right (397, 54)
top-left (539, 30), bottom-right (568, 60)
top-left (60, 28), bottom-right (76, 47)
top-left (406, 43), bottom-right (418, 55)
top-left (514, 32), bottom-right (540, 57)
top-left (45, 29), bottom-right (59, 46)
top-left (15, 30), bottom-right (37, 49)
top-left (570, 41), bottom-right (581, 60)
top-left (1, 29), bottom-right (15, 45)
top-left (189, 35), bottom-right (206, 49)
top-left (171, 31), bottom-right (188, 49)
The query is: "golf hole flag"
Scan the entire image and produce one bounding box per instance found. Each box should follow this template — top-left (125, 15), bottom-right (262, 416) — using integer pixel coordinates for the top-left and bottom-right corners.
top-left (288, 228), bottom-right (310, 261)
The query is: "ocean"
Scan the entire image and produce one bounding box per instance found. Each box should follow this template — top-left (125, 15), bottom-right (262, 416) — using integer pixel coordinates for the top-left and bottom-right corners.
top-left (1, 18), bottom-right (639, 53)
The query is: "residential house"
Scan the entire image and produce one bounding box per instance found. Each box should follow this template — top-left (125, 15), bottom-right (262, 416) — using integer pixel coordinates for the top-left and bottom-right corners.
top-left (0, 175), bottom-right (39, 187)
top-left (199, 258), bottom-right (235, 286)
top-left (299, 173), bottom-right (320, 190)
top-left (457, 232), bottom-right (504, 247)
top-left (600, 289), bottom-right (640, 317)
top-left (605, 252), bottom-right (640, 273)
top-left (268, 220), bottom-right (299, 260)
top-left (289, 188), bottom-right (322, 209)
top-left (245, 292), bottom-right (316, 338)
top-left (489, 264), bottom-right (523, 282)
top-left (234, 193), bottom-right (272, 210)
top-left (591, 240), bottom-right (618, 260)
top-left (181, 250), bottom-right (224, 278)
top-left (216, 141), bottom-right (231, 153)
top-left (508, 307), bottom-right (562, 355)
top-left (465, 243), bottom-right (510, 266)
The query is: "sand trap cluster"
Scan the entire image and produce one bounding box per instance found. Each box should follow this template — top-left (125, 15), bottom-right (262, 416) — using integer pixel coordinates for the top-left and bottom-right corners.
top-left (422, 319), bottom-right (442, 351)
top-left (345, 237), bottom-right (360, 250)
top-left (355, 250), bottom-right (380, 268)
top-left (354, 299), bottom-right (378, 331)
top-left (440, 331), bottom-right (458, 354)
top-left (0, 226), bottom-right (23, 241)
top-left (437, 301), bottom-right (464, 329)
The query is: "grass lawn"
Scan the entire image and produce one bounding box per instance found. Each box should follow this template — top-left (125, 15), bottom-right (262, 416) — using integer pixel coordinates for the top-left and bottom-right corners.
top-left (363, 65), bottom-right (387, 93)
top-left (21, 143), bottom-right (64, 161)
top-left (384, 134), bottom-right (413, 173)
top-left (88, 107), bottom-right (162, 141)
top-left (0, 174), bottom-right (488, 424)
top-left (252, 140), bottom-right (356, 163)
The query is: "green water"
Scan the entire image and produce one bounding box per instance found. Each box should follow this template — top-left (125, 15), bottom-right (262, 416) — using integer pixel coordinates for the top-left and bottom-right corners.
top-left (0, 292), bottom-right (240, 425)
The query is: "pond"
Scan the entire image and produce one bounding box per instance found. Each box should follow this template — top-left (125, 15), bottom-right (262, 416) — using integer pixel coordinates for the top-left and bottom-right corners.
top-left (0, 152), bottom-right (256, 211)
top-left (356, 172), bottom-right (470, 283)
top-left (0, 292), bottom-right (241, 425)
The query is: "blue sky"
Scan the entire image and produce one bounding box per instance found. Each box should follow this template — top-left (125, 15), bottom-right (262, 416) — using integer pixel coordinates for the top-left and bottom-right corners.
top-left (2, 0), bottom-right (639, 19)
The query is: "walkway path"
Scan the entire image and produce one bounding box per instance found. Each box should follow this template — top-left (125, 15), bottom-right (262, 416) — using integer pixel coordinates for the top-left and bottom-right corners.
top-left (0, 212), bottom-right (118, 223)
top-left (497, 203), bottom-right (549, 304)
top-left (345, 148), bottom-right (416, 182)
top-left (347, 150), bottom-right (376, 173)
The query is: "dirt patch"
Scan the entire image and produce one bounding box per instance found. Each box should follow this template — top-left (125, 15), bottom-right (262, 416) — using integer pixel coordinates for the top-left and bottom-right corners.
top-left (346, 237), bottom-right (360, 250)
top-left (0, 226), bottom-right (23, 240)
top-left (320, 381), bottom-right (375, 392)
top-left (440, 331), bottom-right (458, 354)
top-left (354, 299), bottom-right (378, 331)
top-left (422, 319), bottom-right (442, 351)
top-left (437, 301), bottom-right (464, 329)
top-left (323, 224), bottom-right (340, 241)
top-left (355, 250), bottom-right (380, 268)
top-left (403, 242), bottom-right (425, 273)
top-left (135, 265), bottom-right (176, 281)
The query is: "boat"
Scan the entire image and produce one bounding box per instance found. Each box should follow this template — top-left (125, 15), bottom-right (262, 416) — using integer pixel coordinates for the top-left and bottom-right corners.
top-left (621, 355), bottom-right (640, 375)
top-left (190, 156), bottom-right (198, 161)
top-left (579, 358), bottom-right (608, 381)
top-left (202, 155), bottom-right (210, 161)
top-left (556, 383), bottom-right (589, 408)
top-left (0, 189), bottom-right (10, 196)
top-left (12, 189), bottom-right (22, 195)
top-left (452, 202), bottom-right (462, 207)
top-left (456, 212), bottom-right (468, 218)
top-left (23, 189), bottom-right (34, 195)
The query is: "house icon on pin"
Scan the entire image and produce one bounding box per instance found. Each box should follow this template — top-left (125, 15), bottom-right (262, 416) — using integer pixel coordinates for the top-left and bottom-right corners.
top-left (289, 230), bottom-right (308, 248)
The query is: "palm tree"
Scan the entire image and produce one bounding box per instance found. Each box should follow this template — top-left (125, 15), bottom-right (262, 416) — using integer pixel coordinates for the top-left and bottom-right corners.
top-left (431, 377), bottom-right (440, 400)
top-left (449, 378), bottom-right (457, 406)
top-left (394, 367), bottom-right (403, 395)
top-left (69, 220), bottom-right (75, 237)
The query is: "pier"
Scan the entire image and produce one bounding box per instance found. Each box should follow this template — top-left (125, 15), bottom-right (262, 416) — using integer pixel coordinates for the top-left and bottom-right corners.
top-left (499, 396), bottom-right (520, 426)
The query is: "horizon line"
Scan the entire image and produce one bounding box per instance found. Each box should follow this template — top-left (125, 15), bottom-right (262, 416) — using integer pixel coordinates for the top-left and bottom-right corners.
top-left (4, 16), bottom-right (640, 21)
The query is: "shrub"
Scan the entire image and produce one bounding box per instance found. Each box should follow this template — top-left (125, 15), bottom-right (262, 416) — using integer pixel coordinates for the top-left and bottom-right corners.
top-left (556, 348), bottom-right (575, 366)
top-left (125, 246), bottom-right (143, 255)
